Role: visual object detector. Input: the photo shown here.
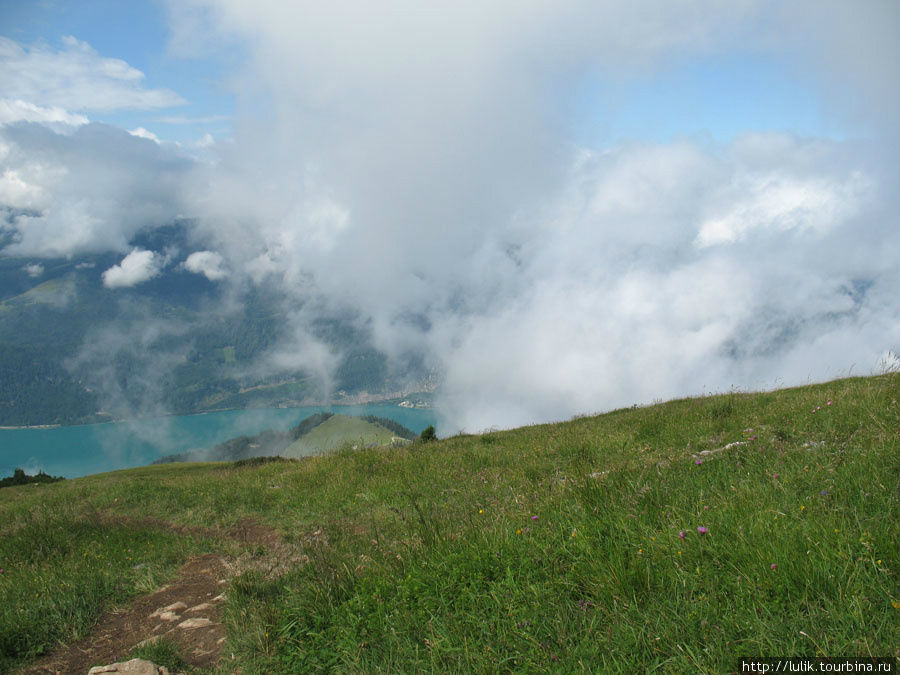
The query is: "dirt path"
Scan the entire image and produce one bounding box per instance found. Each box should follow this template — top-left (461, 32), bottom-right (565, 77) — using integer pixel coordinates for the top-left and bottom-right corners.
top-left (20, 517), bottom-right (301, 675)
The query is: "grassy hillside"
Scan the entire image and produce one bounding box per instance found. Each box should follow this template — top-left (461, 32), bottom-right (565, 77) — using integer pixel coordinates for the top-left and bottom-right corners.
top-left (283, 414), bottom-right (398, 457)
top-left (1, 374), bottom-right (897, 672)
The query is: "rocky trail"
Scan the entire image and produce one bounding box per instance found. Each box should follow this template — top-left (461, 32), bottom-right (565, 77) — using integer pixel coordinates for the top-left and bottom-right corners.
top-left (19, 517), bottom-right (300, 675)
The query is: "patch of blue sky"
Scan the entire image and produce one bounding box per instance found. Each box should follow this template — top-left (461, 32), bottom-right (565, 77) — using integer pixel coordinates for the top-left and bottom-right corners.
top-left (0, 0), bottom-right (234, 144)
top-left (571, 51), bottom-right (846, 148)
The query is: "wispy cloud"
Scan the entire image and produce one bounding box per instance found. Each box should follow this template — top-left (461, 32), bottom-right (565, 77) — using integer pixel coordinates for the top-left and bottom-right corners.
top-left (0, 35), bottom-right (186, 113)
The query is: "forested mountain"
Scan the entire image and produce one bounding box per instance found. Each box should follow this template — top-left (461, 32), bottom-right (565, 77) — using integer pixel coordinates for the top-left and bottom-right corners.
top-left (0, 222), bottom-right (432, 425)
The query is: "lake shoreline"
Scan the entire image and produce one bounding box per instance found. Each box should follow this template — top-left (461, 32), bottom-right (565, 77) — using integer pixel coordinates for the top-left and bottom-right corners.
top-left (1, 392), bottom-right (435, 431)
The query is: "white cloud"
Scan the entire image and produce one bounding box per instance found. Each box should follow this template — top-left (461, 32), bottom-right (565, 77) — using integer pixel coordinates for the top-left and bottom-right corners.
top-left (0, 36), bottom-right (186, 113)
top-left (696, 169), bottom-right (872, 248)
top-left (183, 250), bottom-right (226, 280)
top-left (128, 127), bottom-right (160, 143)
top-left (0, 99), bottom-right (88, 129)
top-left (0, 122), bottom-right (190, 256)
top-left (161, 0), bottom-right (899, 431)
top-left (193, 132), bottom-right (215, 148)
top-left (102, 248), bottom-right (162, 288)
top-left (23, 263), bottom-right (43, 278)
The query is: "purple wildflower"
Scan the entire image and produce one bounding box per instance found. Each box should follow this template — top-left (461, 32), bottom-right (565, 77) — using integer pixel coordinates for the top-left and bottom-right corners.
top-left (678, 530), bottom-right (686, 540)
top-left (770, 563), bottom-right (777, 570)
top-left (773, 473), bottom-right (779, 479)
top-left (827, 400), bottom-right (833, 406)
top-left (695, 459), bottom-right (702, 466)
top-left (531, 515), bottom-right (539, 521)
top-left (697, 526), bottom-right (708, 535)
top-left (820, 490), bottom-right (828, 496)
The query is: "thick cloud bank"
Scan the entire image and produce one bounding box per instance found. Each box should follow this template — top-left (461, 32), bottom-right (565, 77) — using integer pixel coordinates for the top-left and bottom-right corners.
top-left (164, 0), bottom-right (899, 431)
top-left (2, 1), bottom-right (898, 431)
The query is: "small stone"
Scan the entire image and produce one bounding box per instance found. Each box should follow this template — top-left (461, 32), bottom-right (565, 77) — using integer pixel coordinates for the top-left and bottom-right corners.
top-left (188, 602), bottom-right (214, 613)
top-left (156, 611), bottom-right (180, 622)
top-left (178, 617), bottom-right (214, 629)
top-left (213, 593), bottom-right (227, 602)
top-left (150, 601), bottom-right (187, 618)
top-left (133, 635), bottom-right (161, 649)
top-left (87, 658), bottom-right (171, 675)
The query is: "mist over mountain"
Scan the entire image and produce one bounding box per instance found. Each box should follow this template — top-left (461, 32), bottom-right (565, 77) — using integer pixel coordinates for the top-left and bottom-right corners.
top-left (1, 1), bottom-right (898, 431)
top-left (0, 220), bottom-right (434, 425)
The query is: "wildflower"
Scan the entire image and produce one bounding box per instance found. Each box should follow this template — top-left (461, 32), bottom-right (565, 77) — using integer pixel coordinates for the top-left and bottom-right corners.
top-left (516, 529), bottom-right (522, 535)
top-left (770, 563), bottom-right (777, 570)
top-left (695, 459), bottom-right (702, 466)
top-left (751, 434), bottom-right (758, 440)
top-left (704, 505), bottom-right (709, 510)
top-left (817, 406), bottom-right (821, 410)
top-left (821, 490), bottom-right (828, 496)
top-left (531, 515), bottom-right (538, 521)
top-left (773, 473), bottom-right (779, 479)
top-left (478, 509), bottom-right (483, 514)
top-left (697, 526), bottom-right (708, 535)
top-left (0, 568), bottom-right (4, 573)
top-left (679, 530), bottom-right (686, 539)
top-left (827, 400), bottom-right (833, 406)
top-left (892, 601), bottom-right (900, 610)
top-left (800, 505), bottom-right (806, 511)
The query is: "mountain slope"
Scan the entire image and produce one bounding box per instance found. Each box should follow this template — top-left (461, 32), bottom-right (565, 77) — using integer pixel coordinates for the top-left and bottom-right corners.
top-left (1, 374), bottom-right (897, 672)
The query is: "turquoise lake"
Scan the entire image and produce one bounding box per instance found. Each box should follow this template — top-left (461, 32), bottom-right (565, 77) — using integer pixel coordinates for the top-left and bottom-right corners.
top-left (0, 405), bottom-right (437, 479)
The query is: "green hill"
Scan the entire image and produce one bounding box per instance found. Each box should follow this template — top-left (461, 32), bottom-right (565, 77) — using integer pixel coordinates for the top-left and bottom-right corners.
top-left (153, 412), bottom-right (415, 464)
top-left (1, 374), bottom-right (897, 672)
top-left (283, 414), bottom-right (400, 457)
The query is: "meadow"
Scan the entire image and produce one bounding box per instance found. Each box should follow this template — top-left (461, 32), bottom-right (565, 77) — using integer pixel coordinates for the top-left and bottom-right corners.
top-left (1, 374), bottom-right (897, 673)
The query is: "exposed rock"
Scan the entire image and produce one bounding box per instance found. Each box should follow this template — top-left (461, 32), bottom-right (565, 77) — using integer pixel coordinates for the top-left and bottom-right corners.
top-left (87, 658), bottom-right (171, 675)
top-left (178, 617), bottom-right (213, 629)
top-left (150, 601), bottom-right (187, 619)
top-left (187, 602), bottom-right (214, 613)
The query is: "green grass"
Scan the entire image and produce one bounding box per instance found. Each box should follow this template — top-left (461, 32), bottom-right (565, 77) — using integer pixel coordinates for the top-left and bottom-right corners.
top-left (1, 374), bottom-right (897, 672)
top-left (0, 499), bottom-right (214, 672)
top-left (283, 414), bottom-right (397, 457)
